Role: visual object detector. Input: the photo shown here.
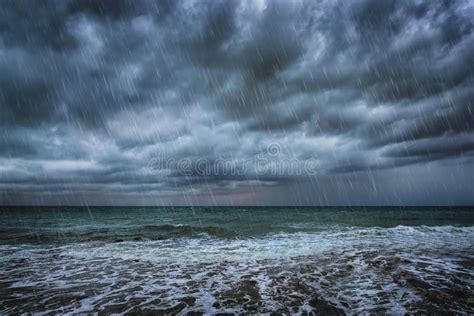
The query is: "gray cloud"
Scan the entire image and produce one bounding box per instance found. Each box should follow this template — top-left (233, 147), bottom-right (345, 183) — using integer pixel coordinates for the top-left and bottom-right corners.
top-left (1, 0), bottom-right (473, 205)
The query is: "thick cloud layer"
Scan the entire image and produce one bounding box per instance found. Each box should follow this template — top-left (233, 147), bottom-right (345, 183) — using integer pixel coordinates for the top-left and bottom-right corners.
top-left (1, 0), bottom-right (473, 205)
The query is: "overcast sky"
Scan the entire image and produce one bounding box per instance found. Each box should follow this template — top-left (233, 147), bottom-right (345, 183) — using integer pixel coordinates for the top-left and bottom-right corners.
top-left (1, 0), bottom-right (473, 206)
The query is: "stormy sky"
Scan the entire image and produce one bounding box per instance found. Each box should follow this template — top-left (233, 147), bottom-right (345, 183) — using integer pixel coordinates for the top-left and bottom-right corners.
top-left (1, 0), bottom-right (473, 206)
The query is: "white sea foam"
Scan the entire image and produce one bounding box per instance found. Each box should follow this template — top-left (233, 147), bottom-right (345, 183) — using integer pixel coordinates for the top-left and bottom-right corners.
top-left (1, 225), bottom-right (473, 314)
top-left (57, 225), bottom-right (474, 263)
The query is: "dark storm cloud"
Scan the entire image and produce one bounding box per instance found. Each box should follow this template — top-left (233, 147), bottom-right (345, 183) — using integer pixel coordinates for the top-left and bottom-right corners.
top-left (0, 0), bottom-right (473, 205)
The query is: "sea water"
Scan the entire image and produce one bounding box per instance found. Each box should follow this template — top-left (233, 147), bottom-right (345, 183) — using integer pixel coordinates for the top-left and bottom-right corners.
top-left (1, 206), bottom-right (473, 314)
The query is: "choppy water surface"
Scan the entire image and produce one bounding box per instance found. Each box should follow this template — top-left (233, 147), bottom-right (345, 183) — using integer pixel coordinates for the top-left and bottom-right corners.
top-left (1, 207), bottom-right (473, 314)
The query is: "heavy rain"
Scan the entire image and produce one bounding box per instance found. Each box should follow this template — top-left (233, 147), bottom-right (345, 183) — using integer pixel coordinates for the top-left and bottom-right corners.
top-left (0, 0), bottom-right (473, 314)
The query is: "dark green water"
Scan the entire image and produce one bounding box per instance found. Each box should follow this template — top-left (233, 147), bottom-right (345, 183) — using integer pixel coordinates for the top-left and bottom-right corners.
top-left (1, 206), bottom-right (473, 244)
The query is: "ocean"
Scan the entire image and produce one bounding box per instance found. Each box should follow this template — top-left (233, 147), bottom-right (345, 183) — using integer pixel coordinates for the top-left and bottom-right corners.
top-left (0, 206), bottom-right (473, 314)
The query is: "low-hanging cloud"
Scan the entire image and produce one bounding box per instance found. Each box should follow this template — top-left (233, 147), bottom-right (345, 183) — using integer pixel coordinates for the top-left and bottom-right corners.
top-left (1, 0), bottom-right (473, 205)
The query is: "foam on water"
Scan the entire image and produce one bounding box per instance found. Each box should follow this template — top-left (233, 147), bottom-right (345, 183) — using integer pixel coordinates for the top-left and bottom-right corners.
top-left (48, 225), bottom-right (472, 263)
top-left (1, 225), bottom-right (473, 314)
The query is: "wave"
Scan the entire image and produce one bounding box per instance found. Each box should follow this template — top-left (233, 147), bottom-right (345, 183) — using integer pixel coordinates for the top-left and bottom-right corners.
top-left (1, 224), bottom-right (473, 314)
top-left (142, 224), bottom-right (230, 236)
top-left (41, 225), bottom-right (471, 265)
top-left (0, 224), bottom-right (234, 245)
top-left (1, 224), bottom-right (473, 246)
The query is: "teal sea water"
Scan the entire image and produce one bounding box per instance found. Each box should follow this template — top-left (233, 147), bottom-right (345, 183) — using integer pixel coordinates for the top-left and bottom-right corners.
top-left (1, 206), bottom-right (474, 244)
top-left (1, 207), bottom-right (473, 314)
